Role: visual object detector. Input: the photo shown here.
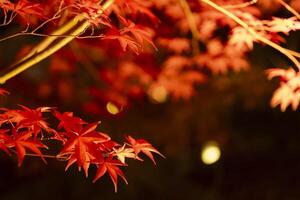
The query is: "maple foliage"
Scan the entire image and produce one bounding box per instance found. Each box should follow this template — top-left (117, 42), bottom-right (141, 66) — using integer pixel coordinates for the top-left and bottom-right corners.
top-left (0, 90), bottom-right (163, 192)
top-left (1, 0), bottom-right (300, 194)
top-left (266, 68), bottom-right (300, 111)
top-left (0, 0), bottom-right (299, 111)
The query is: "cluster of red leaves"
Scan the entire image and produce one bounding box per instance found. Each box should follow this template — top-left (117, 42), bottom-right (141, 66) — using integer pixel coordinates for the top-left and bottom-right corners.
top-left (2, 0), bottom-right (300, 112)
top-left (0, 90), bottom-right (163, 192)
top-left (78, 0), bottom-right (300, 111)
top-left (0, 0), bottom-right (43, 19)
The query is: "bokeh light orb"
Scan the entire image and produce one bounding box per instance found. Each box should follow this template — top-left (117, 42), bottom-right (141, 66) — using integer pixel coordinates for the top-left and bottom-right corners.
top-left (106, 102), bottom-right (120, 115)
top-left (201, 141), bottom-right (221, 165)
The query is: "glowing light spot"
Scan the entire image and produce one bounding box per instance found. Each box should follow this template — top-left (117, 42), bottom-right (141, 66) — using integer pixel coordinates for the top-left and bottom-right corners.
top-left (106, 102), bottom-right (120, 115)
top-left (150, 86), bottom-right (168, 103)
top-left (201, 141), bottom-right (221, 165)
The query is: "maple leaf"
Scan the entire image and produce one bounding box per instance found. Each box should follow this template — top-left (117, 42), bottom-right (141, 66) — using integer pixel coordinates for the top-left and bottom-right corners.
top-left (72, 0), bottom-right (111, 27)
top-left (16, 105), bottom-right (52, 138)
top-left (0, 129), bottom-right (11, 155)
top-left (266, 68), bottom-right (296, 81)
top-left (99, 140), bottom-right (120, 153)
top-left (53, 111), bottom-right (86, 132)
top-left (5, 128), bottom-right (47, 166)
top-left (267, 17), bottom-right (300, 34)
top-left (229, 27), bottom-right (255, 50)
top-left (59, 122), bottom-right (111, 176)
top-left (0, 0), bottom-right (14, 13)
top-left (104, 20), bottom-right (156, 54)
top-left (104, 31), bottom-right (141, 54)
top-left (120, 19), bottom-right (156, 50)
top-left (0, 109), bottom-right (23, 126)
top-left (114, 0), bottom-right (158, 23)
top-left (92, 155), bottom-right (128, 192)
top-left (113, 144), bottom-right (138, 164)
top-left (12, 0), bottom-right (44, 20)
top-left (126, 136), bottom-right (164, 165)
top-left (266, 68), bottom-right (300, 111)
top-left (271, 83), bottom-right (300, 111)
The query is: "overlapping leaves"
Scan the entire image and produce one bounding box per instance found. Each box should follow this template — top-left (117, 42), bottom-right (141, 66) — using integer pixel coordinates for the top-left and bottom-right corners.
top-left (0, 90), bottom-right (163, 192)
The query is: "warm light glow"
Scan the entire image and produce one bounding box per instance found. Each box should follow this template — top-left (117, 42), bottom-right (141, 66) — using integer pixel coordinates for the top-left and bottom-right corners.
top-left (150, 86), bottom-right (168, 103)
top-left (201, 141), bottom-right (221, 165)
top-left (106, 102), bottom-right (120, 115)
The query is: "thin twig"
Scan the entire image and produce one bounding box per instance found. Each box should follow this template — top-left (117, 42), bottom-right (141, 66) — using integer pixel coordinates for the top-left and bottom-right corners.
top-left (276, 0), bottom-right (300, 20)
top-left (178, 0), bottom-right (200, 54)
top-left (19, 14), bottom-right (85, 62)
top-left (223, 0), bottom-right (257, 9)
top-left (24, 153), bottom-right (58, 159)
top-left (0, 32), bottom-right (104, 43)
top-left (0, 0), bottom-right (115, 84)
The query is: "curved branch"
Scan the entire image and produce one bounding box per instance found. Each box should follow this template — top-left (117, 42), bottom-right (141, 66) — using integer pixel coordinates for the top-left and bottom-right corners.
top-left (178, 0), bottom-right (200, 54)
top-left (0, 0), bottom-right (115, 84)
top-left (200, 0), bottom-right (300, 71)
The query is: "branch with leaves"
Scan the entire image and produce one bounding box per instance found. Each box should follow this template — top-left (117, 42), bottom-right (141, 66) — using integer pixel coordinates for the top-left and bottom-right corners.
top-left (1, 2), bottom-right (300, 193)
top-left (0, 90), bottom-right (163, 192)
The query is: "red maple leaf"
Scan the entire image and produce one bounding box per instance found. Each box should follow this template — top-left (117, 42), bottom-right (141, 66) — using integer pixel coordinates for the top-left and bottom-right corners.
top-left (59, 122), bottom-right (111, 176)
top-left (126, 136), bottom-right (164, 164)
top-left (0, 0), bottom-right (14, 12)
top-left (92, 155), bottom-right (128, 193)
top-left (0, 108), bottom-right (24, 127)
top-left (0, 129), bottom-right (11, 155)
top-left (53, 111), bottom-right (86, 132)
top-left (5, 128), bottom-right (47, 166)
top-left (13, 0), bottom-right (44, 20)
top-left (120, 20), bottom-right (156, 50)
top-left (16, 105), bottom-right (52, 138)
top-left (104, 30), bottom-right (141, 54)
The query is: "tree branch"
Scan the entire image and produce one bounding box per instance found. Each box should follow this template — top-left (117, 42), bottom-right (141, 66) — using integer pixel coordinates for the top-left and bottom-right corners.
top-left (178, 0), bottom-right (200, 54)
top-left (200, 0), bottom-right (300, 71)
top-left (276, 0), bottom-right (300, 20)
top-left (0, 0), bottom-right (115, 84)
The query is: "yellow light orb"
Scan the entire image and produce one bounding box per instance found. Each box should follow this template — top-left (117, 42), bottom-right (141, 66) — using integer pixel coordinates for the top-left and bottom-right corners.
top-left (201, 141), bottom-right (221, 165)
top-left (150, 86), bottom-right (168, 103)
top-left (106, 102), bottom-right (120, 115)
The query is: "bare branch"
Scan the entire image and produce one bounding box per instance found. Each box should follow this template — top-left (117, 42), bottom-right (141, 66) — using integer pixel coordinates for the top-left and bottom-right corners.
top-left (178, 0), bottom-right (200, 54)
top-left (276, 0), bottom-right (300, 20)
top-left (223, 0), bottom-right (257, 9)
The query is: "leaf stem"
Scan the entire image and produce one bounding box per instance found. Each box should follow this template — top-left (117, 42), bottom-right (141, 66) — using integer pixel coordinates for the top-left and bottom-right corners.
top-left (24, 153), bottom-right (58, 159)
top-left (13, 151), bottom-right (70, 160)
